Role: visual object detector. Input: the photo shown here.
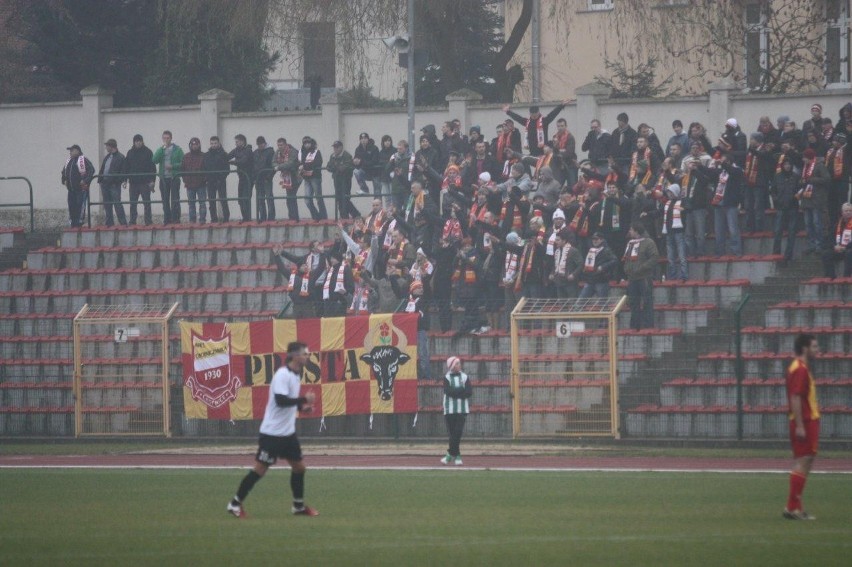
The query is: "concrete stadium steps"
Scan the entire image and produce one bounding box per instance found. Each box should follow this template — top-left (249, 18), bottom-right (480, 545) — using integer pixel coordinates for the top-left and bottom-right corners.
top-left (660, 255), bottom-right (783, 283)
top-left (0, 227), bottom-right (24, 250)
top-left (0, 335), bottom-right (182, 360)
top-left (695, 352), bottom-right (852, 380)
top-left (659, 377), bottom-right (852, 408)
top-left (59, 220), bottom-right (341, 248)
top-left (0, 265), bottom-right (282, 292)
top-left (425, 302), bottom-right (717, 333)
top-left (428, 353), bottom-right (648, 385)
top-left (740, 327), bottom-right (852, 354)
top-left (609, 279), bottom-right (750, 308)
top-left (764, 302), bottom-right (852, 328)
top-left (705, 231), bottom-right (807, 258)
top-left (429, 328), bottom-right (679, 359)
top-left (798, 278), bottom-right (852, 302)
top-left (1, 357), bottom-right (182, 381)
top-left (624, 405), bottom-right (852, 438)
top-left (0, 286), bottom-right (290, 315)
top-left (26, 242), bottom-right (314, 271)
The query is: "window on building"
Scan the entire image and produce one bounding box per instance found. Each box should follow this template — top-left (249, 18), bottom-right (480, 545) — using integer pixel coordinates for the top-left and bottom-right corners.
top-left (302, 22), bottom-right (336, 89)
top-left (744, 2), bottom-right (769, 90)
top-left (826, 0), bottom-right (850, 85)
top-left (588, 0), bottom-right (614, 10)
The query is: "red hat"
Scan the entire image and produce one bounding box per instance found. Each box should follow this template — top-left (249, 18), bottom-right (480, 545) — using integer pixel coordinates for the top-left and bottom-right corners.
top-left (803, 148), bottom-right (816, 159)
top-left (587, 179), bottom-right (604, 190)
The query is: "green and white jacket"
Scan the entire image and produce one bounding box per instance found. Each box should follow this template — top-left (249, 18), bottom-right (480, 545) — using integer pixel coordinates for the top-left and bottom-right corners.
top-left (443, 371), bottom-right (472, 415)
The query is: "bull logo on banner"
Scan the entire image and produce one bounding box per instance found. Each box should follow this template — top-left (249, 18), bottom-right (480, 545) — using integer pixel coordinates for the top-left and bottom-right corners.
top-left (360, 321), bottom-right (410, 401)
top-left (186, 332), bottom-right (242, 408)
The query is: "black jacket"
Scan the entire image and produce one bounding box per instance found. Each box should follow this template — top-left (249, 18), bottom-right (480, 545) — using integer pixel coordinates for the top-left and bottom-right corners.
top-left (506, 104), bottom-right (566, 156)
top-left (354, 141), bottom-right (380, 178)
top-left (98, 151), bottom-right (126, 186)
top-left (228, 145), bottom-right (254, 175)
top-left (610, 125), bottom-right (638, 163)
top-left (582, 130), bottom-right (612, 163)
top-left (253, 147), bottom-right (275, 183)
top-left (61, 156), bottom-right (95, 192)
top-left (123, 145), bottom-right (155, 183)
top-left (202, 147), bottom-right (230, 182)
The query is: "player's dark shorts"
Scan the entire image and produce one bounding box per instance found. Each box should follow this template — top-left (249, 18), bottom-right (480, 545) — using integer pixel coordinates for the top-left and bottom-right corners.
top-left (789, 419), bottom-right (819, 458)
top-left (256, 433), bottom-right (302, 465)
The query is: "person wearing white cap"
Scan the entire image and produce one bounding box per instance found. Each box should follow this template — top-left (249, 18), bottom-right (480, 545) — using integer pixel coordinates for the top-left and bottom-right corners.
top-left (441, 356), bottom-right (471, 466)
top-left (717, 118), bottom-right (747, 167)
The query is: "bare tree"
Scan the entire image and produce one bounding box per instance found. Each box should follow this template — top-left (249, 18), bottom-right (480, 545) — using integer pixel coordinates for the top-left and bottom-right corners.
top-left (663, 0), bottom-right (827, 94)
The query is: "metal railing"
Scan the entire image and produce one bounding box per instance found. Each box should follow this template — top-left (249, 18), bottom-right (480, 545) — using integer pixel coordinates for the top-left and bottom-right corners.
top-left (86, 169), bottom-right (249, 228)
top-left (0, 176), bottom-right (35, 232)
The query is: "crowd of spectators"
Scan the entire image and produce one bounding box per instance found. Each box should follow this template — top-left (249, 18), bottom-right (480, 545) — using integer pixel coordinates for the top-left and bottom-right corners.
top-left (60, 101), bottom-right (852, 343)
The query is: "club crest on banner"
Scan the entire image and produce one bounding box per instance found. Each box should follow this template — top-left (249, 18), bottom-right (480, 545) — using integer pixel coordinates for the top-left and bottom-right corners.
top-left (185, 332), bottom-right (242, 408)
top-left (360, 320), bottom-right (410, 401)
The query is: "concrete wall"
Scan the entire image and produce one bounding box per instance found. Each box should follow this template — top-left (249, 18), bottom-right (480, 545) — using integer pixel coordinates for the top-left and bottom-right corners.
top-left (2, 85), bottom-right (852, 228)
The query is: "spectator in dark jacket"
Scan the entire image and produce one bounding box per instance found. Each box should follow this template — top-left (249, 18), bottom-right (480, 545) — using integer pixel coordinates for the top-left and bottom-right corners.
top-left (298, 137), bottom-right (327, 220)
top-left (582, 119), bottom-right (612, 169)
top-left (97, 139), bottom-right (127, 227)
top-left (326, 140), bottom-right (360, 220)
top-left (699, 154), bottom-right (745, 256)
top-left (228, 134), bottom-right (254, 222)
top-left (772, 158), bottom-right (801, 262)
top-left (180, 137), bottom-right (207, 224)
top-left (610, 112), bottom-right (639, 169)
top-left (61, 144), bottom-right (95, 228)
top-left (123, 134), bottom-right (156, 225)
top-left (376, 135), bottom-right (395, 206)
top-left (253, 136), bottom-right (275, 221)
top-left (716, 118), bottom-right (748, 166)
top-left (578, 232), bottom-right (618, 299)
top-left (353, 132), bottom-right (379, 197)
top-left (503, 99), bottom-right (571, 156)
top-left (203, 136), bottom-right (230, 223)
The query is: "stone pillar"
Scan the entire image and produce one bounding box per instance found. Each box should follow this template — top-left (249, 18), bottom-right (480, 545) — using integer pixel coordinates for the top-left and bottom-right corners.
top-left (445, 88), bottom-right (483, 135)
top-left (80, 85), bottom-right (114, 161)
top-left (708, 79), bottom-right (740, 135)
top-left (319, 91), bottom-right (342, 149)
top-left (198, 89), bottom-right (234, 144)
top-left (573, 82), bottom-right (610, 132)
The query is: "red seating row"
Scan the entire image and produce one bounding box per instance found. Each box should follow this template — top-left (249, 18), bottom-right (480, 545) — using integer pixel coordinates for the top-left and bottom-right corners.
top-left (67, 219), bottom-right (340, 233)
top-left (629, 404), bottom-right (852, 414)
top-left (0, 285), bottom-right (289, 299)
top-left (770, 301), bottom-right (850, 309)
top-left (36, 241), bottom-right (318, 253)
top-left (4, 264), bottom-right (278, 276)
top-left (803, 277), bottom-right (852, 285)
top-left (698, 351), bottom-right (852, 360)
top-left (611, 279), bottom-right (750, 289)
top-left (0, 406), bottom-right (142, 414)
top-left (740, 326), bottom-right (852, 335)
top-left (428, 353), bottom-right (647, 363)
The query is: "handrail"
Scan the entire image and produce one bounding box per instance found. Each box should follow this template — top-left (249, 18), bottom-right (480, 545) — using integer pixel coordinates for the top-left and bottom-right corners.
top-left (734, 293), bottom-right (751, 442)
top-left (0, 176), bottom-right (35, 232)
top-left (86, 169), bottom-right (248, 228)
top-left (254, 166), bottom-right (398, 221)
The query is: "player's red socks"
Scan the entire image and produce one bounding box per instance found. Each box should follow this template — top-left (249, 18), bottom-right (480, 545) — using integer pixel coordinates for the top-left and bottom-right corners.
top-left (787, 471), bottom-right (807, 511)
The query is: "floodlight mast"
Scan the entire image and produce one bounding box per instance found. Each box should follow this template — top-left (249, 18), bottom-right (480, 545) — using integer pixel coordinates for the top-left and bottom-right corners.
top-left (406, 0), bottom-right (415, 149)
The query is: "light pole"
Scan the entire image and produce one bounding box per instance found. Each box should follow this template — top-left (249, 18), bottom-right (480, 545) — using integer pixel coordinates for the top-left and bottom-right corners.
top-left (407, 0), bottom-right (415, 149)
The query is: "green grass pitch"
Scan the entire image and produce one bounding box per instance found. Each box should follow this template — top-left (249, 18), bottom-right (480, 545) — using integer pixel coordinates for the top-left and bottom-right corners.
top-left (1, 469), bottom-right (850, 566)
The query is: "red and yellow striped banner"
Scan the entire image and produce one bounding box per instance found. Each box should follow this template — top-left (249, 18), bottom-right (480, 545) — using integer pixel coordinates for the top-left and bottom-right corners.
top-left (180, 313), bottom-right (419, 420)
